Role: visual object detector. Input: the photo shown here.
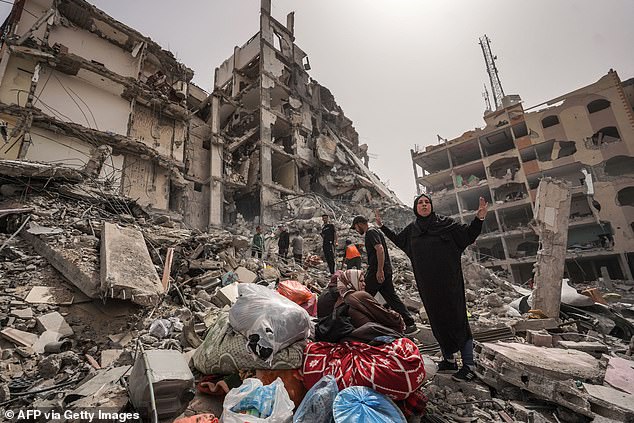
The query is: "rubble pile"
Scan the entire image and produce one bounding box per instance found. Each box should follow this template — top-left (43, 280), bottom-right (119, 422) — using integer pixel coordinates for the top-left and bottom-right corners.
top-left (1, 161), bottom-right (633, 422)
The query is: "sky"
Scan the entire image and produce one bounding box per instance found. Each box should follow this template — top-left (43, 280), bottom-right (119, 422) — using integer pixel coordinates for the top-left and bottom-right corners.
top-left (2, 1), bottom-right (633, 202)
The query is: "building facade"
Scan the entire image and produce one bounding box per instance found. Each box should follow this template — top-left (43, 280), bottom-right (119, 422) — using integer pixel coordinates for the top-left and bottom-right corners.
top-left (209, 0), bottom-right (399, 226)
top-left (412, 71), bottom-right (634, 284)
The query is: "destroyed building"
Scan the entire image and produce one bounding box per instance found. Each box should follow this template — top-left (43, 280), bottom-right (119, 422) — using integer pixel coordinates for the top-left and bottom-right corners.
top-left (208, 0), bottom-right (399, 225)
top-left (0, 0), bottom-right (398, 231)
top-left (412, 70), bottom-right (634, 285)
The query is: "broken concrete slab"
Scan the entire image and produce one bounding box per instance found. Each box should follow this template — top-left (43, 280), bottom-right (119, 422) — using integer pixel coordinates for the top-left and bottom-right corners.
top-left (1, 327), bottom-right (39, 348)
top-left (24, 286), bottom-right (75, 305)
top-left (26, 222), bottom-right (64, 236)
top-left (100, 222), bottom-right (164, 306)
top-left (604, 356), bottom-right (634, 395)
top-left (584, 384), bottom-right (634, 422)
top-left (10, 308), bottom-right (34, 319)
top-left (0, 159), bottom-right (84, 182)
top-left (22, 231), bottom-right (100, 299)
top-left (100, 349), bottom-right (124, 368)
top-left (235, 266), bottom-right (257, 283)
top-left (65, 365), bottom-right (131, 403)
top-left (37, 312), bottom-right (74, 337)
top-left (476, 342), bottom-right (606, 417)
top-left (556, 340), bottom-right (609, 358)
top-left (315, 134), bottom-right (337, 166)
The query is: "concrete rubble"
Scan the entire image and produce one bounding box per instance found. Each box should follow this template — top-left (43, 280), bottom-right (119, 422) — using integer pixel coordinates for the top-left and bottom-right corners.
top-left (0, 0), bottom-right (632, 422)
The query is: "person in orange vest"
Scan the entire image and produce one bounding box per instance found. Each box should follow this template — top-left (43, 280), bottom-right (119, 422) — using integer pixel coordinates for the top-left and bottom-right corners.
top-left (343, 239), bottom-right (362, 270)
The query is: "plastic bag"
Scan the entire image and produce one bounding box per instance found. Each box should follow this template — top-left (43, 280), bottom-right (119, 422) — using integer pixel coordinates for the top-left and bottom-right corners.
top-left (332, 386), bottom-right (406, 423)
top-left (277, 280), bottom-right (313, 305)
top-left (229, 284), bottom-right (312, 362)
top-left (294, 375), bottom-right (338, 423)
top-left (222, 378), bottom-right (293, 423)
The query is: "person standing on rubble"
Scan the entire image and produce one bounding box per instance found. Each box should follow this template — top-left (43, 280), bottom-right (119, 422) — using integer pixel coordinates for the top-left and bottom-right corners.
top-left (277, 225), bottom-right (290, 259)
top-left (351, 215), bottom-right (418, 335)
top-left (251, 226), bottom-right (264, 259)
top-left (343, 239), bottom-right (362, 269)
top-left (376, 194), bottom-right (488, 382)
top-left (321, 214), bottom-right (337, 274)
top-left (291, 231), bottom-right (304, 264)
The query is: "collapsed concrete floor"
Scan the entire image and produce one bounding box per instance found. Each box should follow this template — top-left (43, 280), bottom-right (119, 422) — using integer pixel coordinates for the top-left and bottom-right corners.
top-left (0, 163), bottom-right (633, 423)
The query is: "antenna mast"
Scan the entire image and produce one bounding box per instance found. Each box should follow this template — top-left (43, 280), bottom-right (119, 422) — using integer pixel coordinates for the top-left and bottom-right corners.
top-left (479, 35), bottom-right (505, 109)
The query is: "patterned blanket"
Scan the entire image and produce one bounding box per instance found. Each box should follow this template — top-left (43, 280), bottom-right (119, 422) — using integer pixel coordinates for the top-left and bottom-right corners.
top-left (302, 338), bottom-right (425, 401)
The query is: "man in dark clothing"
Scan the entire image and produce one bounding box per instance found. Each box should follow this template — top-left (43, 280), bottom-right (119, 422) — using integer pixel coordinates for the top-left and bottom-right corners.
top-left (321, 214), bottom-right (337, 274)
top-left (351, 215), bottom-right (418, 335)
top-left (277, 226), bottom-right (289, 258)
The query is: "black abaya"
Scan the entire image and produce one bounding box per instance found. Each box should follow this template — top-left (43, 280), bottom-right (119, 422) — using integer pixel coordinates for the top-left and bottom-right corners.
top-left (380, 195), bottom-right (482, 355)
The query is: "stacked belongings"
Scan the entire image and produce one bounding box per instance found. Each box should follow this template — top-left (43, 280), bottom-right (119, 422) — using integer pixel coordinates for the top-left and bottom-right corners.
top-left (194, 284), bottom-right (313, 373)
top-left (298, 269), bottom-right (428, 417)
top-left (193, 284), bottom-right (314, 409)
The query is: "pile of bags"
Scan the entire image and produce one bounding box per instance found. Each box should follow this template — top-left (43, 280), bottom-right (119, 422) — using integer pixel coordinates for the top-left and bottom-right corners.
top-left (192, 277), bottom-right (428, 422)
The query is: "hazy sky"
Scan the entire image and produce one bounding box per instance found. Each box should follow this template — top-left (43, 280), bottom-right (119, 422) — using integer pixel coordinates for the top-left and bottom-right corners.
top-left (2, 1), bottom-right (633, 202)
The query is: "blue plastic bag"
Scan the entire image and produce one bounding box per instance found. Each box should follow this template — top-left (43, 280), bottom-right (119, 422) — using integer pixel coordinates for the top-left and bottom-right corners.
top-left (293, 375), bottom-right (338, 423)
top-left (332, 386), bottom-right (406, 423)
top-left (222, 378), bottom-right (293, 422)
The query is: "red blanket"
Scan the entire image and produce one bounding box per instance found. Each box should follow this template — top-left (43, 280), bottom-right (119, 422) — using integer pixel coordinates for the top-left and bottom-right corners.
top-left (302, 338), bottom-right (425, 401)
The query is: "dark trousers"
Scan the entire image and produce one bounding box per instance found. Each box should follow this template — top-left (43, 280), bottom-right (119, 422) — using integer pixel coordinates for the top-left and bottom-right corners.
top-left (323, 242), bottom-right (335, 274)
top-left (278, 247), bottom-right (288, 258)
top-left (293, 253), bottom-right (303, 263)
top-left (364, 269), bottom-right (415, 327)
top-left (442, 338), bottom-right (475, 367)
top-left (345, 257), bottom-right (362, 269)
top-left (251, 250), bottom-right (262, 258)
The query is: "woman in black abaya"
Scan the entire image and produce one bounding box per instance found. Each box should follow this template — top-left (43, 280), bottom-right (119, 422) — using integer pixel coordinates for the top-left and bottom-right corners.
top-left (376, 193), bottom-right (488, 381)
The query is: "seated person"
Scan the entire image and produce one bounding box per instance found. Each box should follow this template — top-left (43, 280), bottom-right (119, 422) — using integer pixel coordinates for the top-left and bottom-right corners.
top-left (317, 269), bottom-right (404, 335)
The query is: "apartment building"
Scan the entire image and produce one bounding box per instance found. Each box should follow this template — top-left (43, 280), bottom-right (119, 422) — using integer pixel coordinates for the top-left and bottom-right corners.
top-left (412, 70), bottom-right (634, 285)
top-left (209, 0), bottom-right (399, 226)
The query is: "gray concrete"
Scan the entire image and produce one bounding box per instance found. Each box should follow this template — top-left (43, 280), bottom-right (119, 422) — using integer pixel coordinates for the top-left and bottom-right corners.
top-left (100, 222), bottom-right (163, 307)
top-left (532, 178), bottom-right (572, 319)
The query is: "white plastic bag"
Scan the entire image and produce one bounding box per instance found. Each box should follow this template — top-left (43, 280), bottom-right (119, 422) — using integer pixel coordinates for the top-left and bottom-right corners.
top-left (229, 284), bottom-right (312, 361)
top-left (222, 378), bottom-right (293, 423)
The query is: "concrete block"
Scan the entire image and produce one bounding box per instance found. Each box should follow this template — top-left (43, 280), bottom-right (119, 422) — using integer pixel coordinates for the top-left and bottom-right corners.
top-left (511, 318), bottom-right (558, 333)
top-left (100, 222), bottom-right (163, 307)
top-left (37, 312), bottom-right (73, 337)
top-left (213, 282), bottom-right (239, 307)
top-left (526, 330), bottom-right (553, 347)
top-left (235, 266), bottom-right (257, 283)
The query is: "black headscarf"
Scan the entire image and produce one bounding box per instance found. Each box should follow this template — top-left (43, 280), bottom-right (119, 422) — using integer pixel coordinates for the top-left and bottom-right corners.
top-left (413, 193), bottom-right (460, 235)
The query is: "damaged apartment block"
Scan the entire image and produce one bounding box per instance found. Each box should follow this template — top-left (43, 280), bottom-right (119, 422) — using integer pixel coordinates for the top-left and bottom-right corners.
top-left (412, 71), bottom-right (634, 285)
top-left (0, 0), bottom-right (212, 230)
top-left (210, 0), bottom-right (398, 225)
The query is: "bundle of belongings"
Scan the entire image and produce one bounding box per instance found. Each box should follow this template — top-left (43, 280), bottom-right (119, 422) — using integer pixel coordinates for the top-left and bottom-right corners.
top-left (193, 283), bottom-right (312, 374)
top-left (193, 272), bottom-right (428, 420)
